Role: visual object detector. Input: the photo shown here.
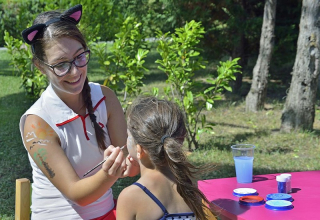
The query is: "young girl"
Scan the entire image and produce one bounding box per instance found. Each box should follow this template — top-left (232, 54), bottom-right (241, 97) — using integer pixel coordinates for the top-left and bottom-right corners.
top-left (117, 97), bottom-right (216, 220)
top-left (19, 4), bottom-right (138, 220)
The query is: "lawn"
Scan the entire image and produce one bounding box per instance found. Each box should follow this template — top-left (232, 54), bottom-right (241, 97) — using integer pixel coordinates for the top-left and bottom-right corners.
top-left (1, 46), bottom-right (320, 219)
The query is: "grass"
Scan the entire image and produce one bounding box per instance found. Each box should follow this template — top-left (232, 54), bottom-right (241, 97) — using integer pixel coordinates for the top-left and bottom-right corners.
top-left (1, 46), bottom-right (320, 219)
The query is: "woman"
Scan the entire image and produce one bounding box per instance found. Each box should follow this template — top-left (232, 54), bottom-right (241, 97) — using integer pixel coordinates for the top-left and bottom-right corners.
top-left (117, 96), bottom-right (216, 220)
top-left (19, 4), bottom-right (138, 220)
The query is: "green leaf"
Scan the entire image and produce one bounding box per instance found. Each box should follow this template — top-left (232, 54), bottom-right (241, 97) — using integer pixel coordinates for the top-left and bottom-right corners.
top-left (206, 102), bottom-right (213, 110)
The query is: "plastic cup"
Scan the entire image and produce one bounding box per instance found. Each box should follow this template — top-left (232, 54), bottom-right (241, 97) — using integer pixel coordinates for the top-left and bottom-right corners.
top-left (231, 144), bottom-right (255, 183)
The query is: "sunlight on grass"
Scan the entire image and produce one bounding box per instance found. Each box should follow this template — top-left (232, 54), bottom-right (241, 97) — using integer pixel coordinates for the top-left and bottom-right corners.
top-left (187, 101), bottom-right (320, 180)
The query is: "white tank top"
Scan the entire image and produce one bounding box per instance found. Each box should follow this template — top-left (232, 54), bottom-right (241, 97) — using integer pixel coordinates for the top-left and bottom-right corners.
top-left (19, 82), bottom-right (114, 220)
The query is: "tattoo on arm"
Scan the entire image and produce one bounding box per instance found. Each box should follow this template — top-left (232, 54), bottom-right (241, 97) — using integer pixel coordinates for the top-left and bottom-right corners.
top-left (25, 122), bottom-right (56, 178)
top-left (33, 148), bottom-right (55, 178)
top-left (38, 154), bottom-right (55, 178)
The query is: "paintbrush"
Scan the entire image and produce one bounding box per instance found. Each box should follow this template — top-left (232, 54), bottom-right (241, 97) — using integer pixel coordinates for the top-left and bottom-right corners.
top-left (83, 146), bottom-right (125, 177)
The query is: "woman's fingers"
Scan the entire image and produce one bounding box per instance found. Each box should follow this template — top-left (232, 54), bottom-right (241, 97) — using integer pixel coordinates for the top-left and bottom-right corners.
top-left (102, 146), bottom-right (126, 177)
top-left (103, 145), bottom-right (115, 158)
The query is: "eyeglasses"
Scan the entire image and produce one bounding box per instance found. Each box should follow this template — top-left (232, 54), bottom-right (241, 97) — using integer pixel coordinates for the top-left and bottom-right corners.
top-left (38, 50), bottom-right (90, 77)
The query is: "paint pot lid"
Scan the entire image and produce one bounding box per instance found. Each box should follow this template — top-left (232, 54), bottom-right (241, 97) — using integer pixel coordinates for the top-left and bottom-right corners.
top-left (239, 196), bottom-right (265, 206)
top-left (266, 193), bottom-right (293, 201)
top-left (233, 188), bottom-right (258, 197)
top-left (276, 175), bottom-right (287, 182)
top-left (280, 173), bottom-right (292, 179)
top-left (265, 200), bottom-right (294, 211)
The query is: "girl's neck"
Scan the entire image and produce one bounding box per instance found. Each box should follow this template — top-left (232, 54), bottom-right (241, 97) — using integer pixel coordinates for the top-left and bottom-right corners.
top-left (140, 165), bottom-right (175, 183)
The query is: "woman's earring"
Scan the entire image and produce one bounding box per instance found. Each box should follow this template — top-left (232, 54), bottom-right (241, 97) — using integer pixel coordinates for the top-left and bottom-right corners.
top-left (137, 152), bottom-right (141, 159)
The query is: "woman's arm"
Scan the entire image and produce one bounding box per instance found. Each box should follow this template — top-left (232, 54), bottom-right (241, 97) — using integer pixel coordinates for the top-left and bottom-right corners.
top-left (101, 85), bottom-right (140, 177)
top-left (22, 115), bottom-right (125, 206)
top-left (102, 85), bottom-right (127, 148)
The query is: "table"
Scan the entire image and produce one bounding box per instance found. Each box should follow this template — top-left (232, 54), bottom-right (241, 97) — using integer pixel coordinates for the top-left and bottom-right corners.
top-left (198, 170), bottom-right (320, 220)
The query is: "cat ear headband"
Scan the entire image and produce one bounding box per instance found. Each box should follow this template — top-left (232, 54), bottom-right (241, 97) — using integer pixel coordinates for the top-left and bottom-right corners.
top-left (21, 4), bottom-right (82, 45)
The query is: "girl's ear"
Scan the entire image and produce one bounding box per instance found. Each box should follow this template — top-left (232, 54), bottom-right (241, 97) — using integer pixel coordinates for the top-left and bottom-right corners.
top-left (136, 144), bottom-right (145, 159)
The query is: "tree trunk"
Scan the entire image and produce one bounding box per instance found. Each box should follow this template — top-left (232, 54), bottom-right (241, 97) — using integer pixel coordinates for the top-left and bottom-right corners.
top-left (231, 0), bottom-right (247, 93)
top-left (281, 0), bottom-right (320, 132)
top-left (245, 0), bottom-right (277, 112)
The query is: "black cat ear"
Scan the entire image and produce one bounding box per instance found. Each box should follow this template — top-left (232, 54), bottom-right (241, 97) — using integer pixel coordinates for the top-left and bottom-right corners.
top-left (21, 5), bottom-right (82, 45)
top-left (61, 4), bottom-right (82, 24)
top-left (21, 23), bottom-right (46, 45)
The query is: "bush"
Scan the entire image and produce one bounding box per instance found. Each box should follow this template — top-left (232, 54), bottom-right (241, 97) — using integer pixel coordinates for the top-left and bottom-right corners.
top-left (156, 20), bottom-right (242, 150)
top-left (4, 30), bottom-right (48, 100)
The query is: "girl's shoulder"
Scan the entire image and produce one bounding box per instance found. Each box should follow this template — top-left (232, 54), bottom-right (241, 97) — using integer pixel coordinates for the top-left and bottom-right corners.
top-left (116, 183), bottom-right (144, 218)
top-left (118, 183), bottom-right (142, 201)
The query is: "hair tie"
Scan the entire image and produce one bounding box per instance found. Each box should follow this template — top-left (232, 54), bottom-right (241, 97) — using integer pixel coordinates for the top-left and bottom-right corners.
top-left (161, 134), bottom-right (170, 144)
top-left (89, 113), bottom-right (96, 123)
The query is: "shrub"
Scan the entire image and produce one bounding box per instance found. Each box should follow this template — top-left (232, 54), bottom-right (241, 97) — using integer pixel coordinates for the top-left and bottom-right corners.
top-left (156, 20), bottom-right (242, 150)
top-left (4, 31), bottom-right (47, 100)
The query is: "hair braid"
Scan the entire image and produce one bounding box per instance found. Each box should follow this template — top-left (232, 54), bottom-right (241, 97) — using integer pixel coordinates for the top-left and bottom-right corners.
top-left (82, 77), bottom-right (107, 151)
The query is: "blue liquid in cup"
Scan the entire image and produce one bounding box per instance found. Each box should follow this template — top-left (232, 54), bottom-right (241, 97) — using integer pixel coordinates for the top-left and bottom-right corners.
top-left (234, 156), bottom-right (254, 183)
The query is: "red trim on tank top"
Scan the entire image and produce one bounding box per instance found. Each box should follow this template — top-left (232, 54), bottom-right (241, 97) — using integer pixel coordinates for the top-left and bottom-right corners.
top-left (94, 96), bottom-right (106, 111)
top-left (80, 115), bottom-right (90, 140)
top-left (56, 115), bottom-right (80, 126)
top-left (98, 122), bottom-right (105, 128)
top-left (55, 96), bottom-right (106, 140)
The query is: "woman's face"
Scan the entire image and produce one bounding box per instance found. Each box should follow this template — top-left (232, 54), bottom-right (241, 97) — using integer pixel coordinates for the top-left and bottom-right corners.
top-left (127, 129), bottom-right (137, 160)
top-left (43, 37), bottom-right (87, 98)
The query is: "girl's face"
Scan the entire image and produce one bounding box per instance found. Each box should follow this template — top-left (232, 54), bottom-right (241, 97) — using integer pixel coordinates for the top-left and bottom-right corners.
top-left (127, 129), bottom-right (138, 160)
top-left (43, 37), bottom-right (87, 99)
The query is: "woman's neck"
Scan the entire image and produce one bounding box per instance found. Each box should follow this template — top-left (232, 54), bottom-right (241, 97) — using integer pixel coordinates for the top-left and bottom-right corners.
top-left (51, 84), bottom-right (85, 114)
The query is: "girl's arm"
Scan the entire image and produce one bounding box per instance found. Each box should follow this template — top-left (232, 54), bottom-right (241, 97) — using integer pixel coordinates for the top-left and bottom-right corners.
top-left (22, 115), bottom-right (125, 206)
top-left (116, 186), bottom-right (139, 220)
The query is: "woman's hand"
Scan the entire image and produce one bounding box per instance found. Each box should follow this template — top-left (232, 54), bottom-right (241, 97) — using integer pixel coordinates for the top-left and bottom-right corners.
top-left (101, 145), bottom-right (126, 178)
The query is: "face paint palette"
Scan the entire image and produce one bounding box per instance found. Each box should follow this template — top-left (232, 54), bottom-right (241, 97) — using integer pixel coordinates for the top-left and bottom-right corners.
top-left (265, 200), bottom-right (294, 211)
top-left (233, 188), bottom-right (258, 197)
top-left (239, 196), bottom-right (265, 206)
top-left (266, 193), bottom-right (293, 202)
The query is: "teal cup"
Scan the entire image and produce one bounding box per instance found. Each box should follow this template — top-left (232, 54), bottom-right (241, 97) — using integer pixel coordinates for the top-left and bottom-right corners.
top-left (231, 144), bottom-right (255, 183)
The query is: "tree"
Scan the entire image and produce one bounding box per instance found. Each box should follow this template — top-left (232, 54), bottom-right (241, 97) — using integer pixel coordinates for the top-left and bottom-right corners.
top-left (280, 0), bottom-right (320, 132)
top-left (245, 0), bottom-right (277, 112)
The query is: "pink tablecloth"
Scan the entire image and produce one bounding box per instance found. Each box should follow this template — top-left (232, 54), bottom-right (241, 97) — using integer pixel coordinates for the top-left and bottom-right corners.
top-left (198, 170), bottom-right (320, 220)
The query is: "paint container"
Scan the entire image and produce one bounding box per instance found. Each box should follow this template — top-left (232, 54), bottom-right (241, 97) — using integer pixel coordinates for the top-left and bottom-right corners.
top-left (280, 173), bottom-right (292, 193)
top-left (265, 200), bottom-right (294, 211)
top-left (266, 193), bottom-right (293, 202)
top-left (276, 175), bottom-right (287, 193)
top-left (239, 196), bottom-right (265, 206)
top-left (233, 188), bottom-right (258, 197)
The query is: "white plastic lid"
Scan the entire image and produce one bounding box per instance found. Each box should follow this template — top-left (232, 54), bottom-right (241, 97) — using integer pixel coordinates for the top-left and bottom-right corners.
top-left (276, 175), bottom-right (287, 182)
top-left (280, 173), bottom-right (292, 179)
top-left (234, 188), bottom-right (257, 194)
top-left (233, 188), bottom-right (258, 197)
